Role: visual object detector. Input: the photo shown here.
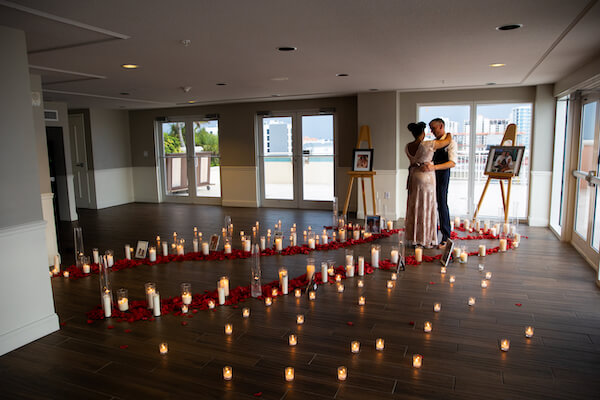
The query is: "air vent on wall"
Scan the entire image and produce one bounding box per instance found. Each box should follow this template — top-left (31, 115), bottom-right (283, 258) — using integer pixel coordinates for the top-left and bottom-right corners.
top-left (44, 109), bottom-right (58, 121)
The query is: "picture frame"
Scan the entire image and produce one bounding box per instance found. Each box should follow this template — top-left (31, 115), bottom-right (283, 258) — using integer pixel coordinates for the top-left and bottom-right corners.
top-left (365, 215), bottom-right (381, 234)
top-left (440, 239), bottom-right (454, 266)
top-left (209, 234), bottom-right (220, 252)
top-left (135, 240), bottom-right (149, 259)
top-left (352, 149), bottom-right (374, 172)
top-left (484, 146), bottom-right (525, 177)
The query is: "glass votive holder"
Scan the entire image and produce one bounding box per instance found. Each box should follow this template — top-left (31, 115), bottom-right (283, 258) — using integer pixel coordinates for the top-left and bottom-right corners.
top-left (485, 271), bottom-right (492, 280)
top-left (294, 288), bottom-right (302, 298)
top-left (242, 307), bottom-right (250, 318)
top-left (288, 334), bottom-right (297, 346)
top-left (424, 321), bottom-right (432, 333)
top-left (159, 342), bottom-right (168, 355)
top-left (117, 288), bottom-right (129, 312)
top-left (478, 263), bottom-right (485, 271)
top-left (337, 366), bottom-right (347, 381)
top-left (296, 314), bottom-right (304, 325)
top-left (309, 291), bottom-right (316, 301)
top-left (225, 323), bottom-right (233, 335)
top-left (375, 338), bottom-right (385, 351)
top-left (181, 283), bottom-right (192, 305)
top-left (386, 280), bottom-right (394, 289)
top-left (357, 279), bottom-right (364, 288)
top-left (223, 366), bottom-right (232, 380)
top-left (105, 250), bottom-right (114, 267)
top-left (449, 275), bottom-right (456, 283)
top-left (481, 280), bottom-right (488, 288)
top-left (145, 282), bottom-right (156, 309)
top-left (337, 284), bottom-right (345, 293)
top-left (358, 296), bottom-right (366, 306)
top-left (433, 302), bottom-right (441, 312)
top-left (468, 297), bottom-right (476, 306)
top-left (82, 256), bottom-right (91, 274)
top-left (351, 340), bottom-right (360, 353)
top-left (413, 354), bottom-right (423, 368)
top-left (500, 338), bottom-right (510, 351)
top-left (345, 249), bottom-right (354, 267)
top-left (391, 272), bottom-right (397, 281)
top-left (285, 367), bottom-right (294, 382)
top-left (265, 297), bottom-right (272, 306)
top-left (525, 326), bottom-right (534, 338)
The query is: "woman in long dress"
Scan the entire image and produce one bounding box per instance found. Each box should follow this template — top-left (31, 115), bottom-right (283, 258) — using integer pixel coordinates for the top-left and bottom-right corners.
top-left (405, 122), bottom-right (452, 247)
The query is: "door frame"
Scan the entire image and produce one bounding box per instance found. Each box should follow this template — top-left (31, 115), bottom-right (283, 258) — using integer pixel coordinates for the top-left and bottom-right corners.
top-left (257, 110), bottom-right (337, 209)
top-left (68, 113), bottom-right (92, 208)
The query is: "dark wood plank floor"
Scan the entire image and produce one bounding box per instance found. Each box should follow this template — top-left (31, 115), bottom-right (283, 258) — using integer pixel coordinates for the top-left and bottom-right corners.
top-left (2, 203), bottom-right (600, 399)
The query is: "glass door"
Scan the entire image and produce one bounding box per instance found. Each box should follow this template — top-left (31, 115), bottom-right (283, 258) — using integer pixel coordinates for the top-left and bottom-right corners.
top-left (158, 117), bottom-right (221, 204)
top-left (259, 112), bottom-right (336, 209)
top-left (571, 96), bottom-right (600, 265)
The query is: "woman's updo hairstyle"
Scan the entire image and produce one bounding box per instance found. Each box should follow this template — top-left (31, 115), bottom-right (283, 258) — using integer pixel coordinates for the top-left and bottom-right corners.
top-left (407, 121), bottom-right (426, 138)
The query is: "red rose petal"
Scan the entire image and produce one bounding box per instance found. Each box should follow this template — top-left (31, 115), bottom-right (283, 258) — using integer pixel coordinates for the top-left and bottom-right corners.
top-left (429, 281), bottom-right (435, 285)
top-left (409, 321), bottom-right (415, 325)
top-left (60, 322), bottom-right (66, 326)
top-left (107, 325), bottom-right (115, 329)
top-left (347, 321), bottom-right (354, 326)
top-left (253, 392), bottom-right (262, 397)
top-left (193, 309), bottom-right (199, 313)
top-left (515, 303), bottom-right (522, 307)
top-left (86, 319), bottom-right (93, 324)
top-left (124, 329), bottom-right (132, 333)
top-left (119, 345), bottom-right (128, 349)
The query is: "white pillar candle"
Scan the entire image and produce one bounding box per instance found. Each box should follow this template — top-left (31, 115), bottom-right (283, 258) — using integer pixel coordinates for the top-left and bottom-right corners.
top-left (162, 242), bottom-right (168, 256)
top-left (390, 249), bottom-right (399, 264)
top-left (499, 238), bottom-right (507, 252)
top-left (321, 262), bottom-right (328, 283)
top-left (153, 293), bottom-right (161, 316)
top-left (118, 297), bottom-right (129, 312)
top-left (475, 219), bottom-right (481, 231)
top-left (291, 233), bottom-right (297, 246)
top-left (306, 263), bottom-right (315, 281)
top-left (224, 243), bottom-right (232, 254)
top-left (503, 223), bottom-right (510, 234)
top-left (275, 238), bottom-right (282, 251)
top-left (193, 239), bottom-right (199, 252)
top-left (463, 219), bottom-right (470, 230)
top-left (279, 268), bottom-right (289, 295)
top-left (218, 287), bottom-right (226, 305)
top-left (353, 230), bottom-right (360, 240)
top-left (338, 229), bottom-right (346, 242)
top-left (490, 227), bottom-right (497, 237)
top-left (460, 250), bottom-right (468, 263)
top-left (199, 242), bottom-right (207, 255)
top-left (358, 256), bottom-right (365, 276)
top-left (83, 262), bottom-right (90, 274)
top-left (107, 254), bottom-right (114, 267)
top-left (371, 246), bottom-right (380, 268)
top-left (125, 244), bottom-right (131, 260)
top-left (346, 264), bottom-right (355, 277)
top-left (102, 292), bottom-right (112, 318)
top-left (415, 247), bottom-right (423, 263)
top-left (149, 247), bottom-right (157, 262)
top-left (483, 222), bottom-right (490, 232)
top-left (177, 244), bottom-right (184, 255)
top-left (260, 236), bottom-right (266, 250)
top-left (345, 254), bottom-right (354, 267)
top-left (146, 285), bottom-right (155, 309)
top-left (244, 239), bottom-right (251, 252)
top-left (321, 233), bottom-right (328, 245)
top-left (387, 220), bottom-right (393, 230)
top-left (308, 238), bottom-right (315, 249)
top-left (92, 249), bottom-right (99, 264)
top-left (220, 277), bottom-right (230, 296)
top-left (478, 244), bottom-right (486, 256)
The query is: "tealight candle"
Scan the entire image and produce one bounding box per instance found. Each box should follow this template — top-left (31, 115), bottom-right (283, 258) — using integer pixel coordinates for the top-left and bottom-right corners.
top-left (294, 288), bottom-right (302, 298)
top-left (63, 271), bottom-right (69, 278)
top-left (391, 272), bottom-right (397, 280)
top-left (412, 354), bottom-right (423, 368)
top-left (424, 321), bottom-right (432, 333)
top-left (468, 297), bottom-right (476, 306)
top-left (265, 297), bottom-right (272, 306)
top-left (117, 288), bottom-right (129, 312)
top-left (357, 279), bottom-right (364, 288)
top-left (309, 291), bottom-right (316, 301)
top-left (500, 339), bottom-right (510, 351)
top-left (225, 324), bottom-right (233, 335)
top-left (337, 366), bottom-right (347, 381)
top-left (358, 256), bottom-right (365, 276)
top-left (478, 263), bottom-right (485, 271)
top-left (351, 340), bottom-right (360, 353)
top-left (358, 296), bottom-right (366, 306)
top-left (499, 238), bottom-right (507, 252)
top-left (288, 334), bottom-right (297, 346)
top-left (481, 280), bottom-right (488, 288)
top-left (449, 275), bottom-right (456, 283)
top-left (296, 314), bottom-right (304, 325)
top-left (242, 307), bottom-right (250, 318)
top-left (272, 287), bottom-right (278, 297)
top-left (440, 266), bottom-right (447, 274)
top-left (386, 280), bottom-right (394, 289)
top-left (335, 274), bottom-right (342, 283)
top-left (415, 247), bottom-right (423, 263)
top-left (182, 304), bottom-right (188, 313)
top-left (285, 367), bottom-right (294, 382)
top-left (159, 342), bottom-right (168, 355)
top-left (485, 271), bottom-right (492, 280)
top-left (223, 366), bottom-right (232, 380)
top-left (208, 300), bottom-right (215, 309)
top-left (478, 244), bottom-right (486, 256)
top-left (375, 338), bottom-right (385, 351)
top-left (525, 326), bottom-right (534, 338)
top-left (433, 302), bottom-right (441, 312)
top-left (337, 284), bottom-right (345, 293)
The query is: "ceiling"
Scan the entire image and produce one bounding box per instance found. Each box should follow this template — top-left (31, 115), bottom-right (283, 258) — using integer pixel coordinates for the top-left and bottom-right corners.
top-left (1, 0), bottom-right (600, 110)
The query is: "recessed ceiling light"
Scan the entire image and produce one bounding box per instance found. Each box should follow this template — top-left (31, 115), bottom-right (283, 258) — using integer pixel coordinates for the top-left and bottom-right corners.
top-left (216, 83), bottom-right (227, 86)
top-left (121, 64), bottom-right (139, 69)
top-left (277, 46), bottom-right (297, 52)
top-left (271, 77), bottom-right (289, 81)
top-left (120, 92), bottom-right (130, 95)
top-left (336, 73), bottom-right (349, 77)
top-left (486, 82), bottom-right (497, 86)
top-left (496, 24), bottom-right (522, 31)
top-left (489, 63), bottom-right (506, 67)
top-left (187, 100), bottom-right (197, 104)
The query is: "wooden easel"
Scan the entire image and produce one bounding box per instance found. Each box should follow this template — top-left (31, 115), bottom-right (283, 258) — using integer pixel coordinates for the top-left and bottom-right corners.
top-left (473, 124), bottom-right (517, 223)
top-left (343, 125), bottom-right (377, 217)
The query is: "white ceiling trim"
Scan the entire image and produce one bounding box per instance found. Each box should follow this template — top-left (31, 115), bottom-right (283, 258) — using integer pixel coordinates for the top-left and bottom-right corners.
top-left (43, 89), bottom-right (167, 104)
top-left (29, 65), bottom-right (106, 80)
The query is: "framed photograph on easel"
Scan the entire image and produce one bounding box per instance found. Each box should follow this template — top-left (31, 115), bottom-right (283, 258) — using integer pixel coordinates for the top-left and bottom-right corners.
top-left (484, 146), bottom-right (525, 178)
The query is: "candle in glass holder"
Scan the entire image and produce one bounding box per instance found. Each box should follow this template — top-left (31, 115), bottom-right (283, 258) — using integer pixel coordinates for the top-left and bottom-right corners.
top-left (217, 286), bottom-right (226, 305)
top-left (309, 291), bottom-right (316, 301)
top-left (296, 314), bottom-right (304, 325)
top-left (387, 220), bottom-right (393, 230)
top-left (275, 237), bottom-right (283, 251)
top-left (500, 339), bottom-right (510, 351)
top-left (490, 227), bottom-right (497, 237)
top-left (148, 246), bottom-right (157, 262)
top-left (294, 288), bottom-right (302, 298)
top-left (159, 342), bottom-right (168, 355)
top-left (353, 229), bottom-right (360, 240)
top-left (386, 280), bottom-right (394, 289)
top-left (219, 276), bottom-right (230, 297)
top-left (182, 304), bottom-right (188, 313)
top-left (453, 246), bottom-right (461, 259)
top-left (440, 266), bottom-right (447, 274)
top-left (92, 248), bottom-right (99, 264)
top-left (357, 279), bottom-right (364, 288)
top-left (285, 367), bottom-right (294, 382)
top-left (338, 229), bottom-right (346, 242)
top-left (481, 280), bottom-right (488, 288)
top-left (390, 247), bottom-right (399, 264)
top-left (242, 307), bottom-right (250, 318)
top-left (288, 334), bottom-right (297, 346)
top-left (337, 284), bottom-right (345, 293)
top-left (499, 238), bottom-right (507, 252)
top-left (224, 323), bottom-right (233, 335)
top-left (371, 244), bottom-right (380, 267)
top-left (412, 354), bottom-right (423, 368)
top-left (358, 256), bottom-right (365, 276)
top-left (449, 275), bottom-right (456, 283)
top-left (181, 283), bottom-right (192, 305)
top-left (468, 297), bottom-right (476, 306)
top-left (351, 340), bottom-right (360, 353)
top-left (208, 299), bottom-right (215, 309)
top-left (375, 338), bottom-right (385, 351)
top-left (415, 247), bottom-right (423, 263)
top-left (306, 258), bottom-right (315, 281)
top-left (82, 257), bottom-right (91, 273)
top-left (460, 249), bottom-right (468, 263)
top-left (321, 232), bottom-right (328, 245)
top-left (224, 242), bottom-right (232, 254)
top-left (478, 244), bottom-right (486, 256)
top-left (145, 282), bottom-right (156, 309)
top-left (244, 238), bottom-right (251, 252)
top-left (106, 250), bottom-right (114, 267)
top-left (433, 302), bottom-right (441, 312)
top-left (335, 274), bottom-right (342, 283)
top-left (454, 216), bottom-right (461, 227)
top-left (485, 271), bottom-right (492, 280)
top-left (391, 272), bottom-right (398, 281)
top-left (279, 267), bottom-right (289, 294)
top-left (308, 237), bottom-right (316, 249)
top-left (424, 321), bottom-right (432, 333)
top-left (358, 296), bottom-right (366, 306)
top-left (223, 366), bottom-right (232, 380)
top-left (346, 264), bottom-right (355, 278)
top-left (337, 366), bottom-right (347, 381)
top-left (265, 297), bottom-right (272, 306)
top-left (525, 326), bottom-right (534, 338)
top-left (117, 288), bottom-right (129, 312)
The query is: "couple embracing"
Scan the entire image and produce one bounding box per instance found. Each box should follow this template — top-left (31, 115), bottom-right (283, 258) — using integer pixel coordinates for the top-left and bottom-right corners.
top-left (405, 119), bottom-right (456, 249)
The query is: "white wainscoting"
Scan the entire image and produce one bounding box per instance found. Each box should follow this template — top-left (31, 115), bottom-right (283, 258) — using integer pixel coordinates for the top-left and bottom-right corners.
top-left (93, 167), bottom-right (135, 209)
top-left (529, 171), bottom-right (551, 227)
top-left (132, 166), bottom-right (159, 203)
top-left (221, 166), bottom-right (258, 207)
top-left (397, 169), bottom-right (409, 220)
top-left (0, 220), bottom-right (59, 355)
top-left (356, 170), bottom-right (400, 220)
top-left (40, 193), bottom-right (58, 266)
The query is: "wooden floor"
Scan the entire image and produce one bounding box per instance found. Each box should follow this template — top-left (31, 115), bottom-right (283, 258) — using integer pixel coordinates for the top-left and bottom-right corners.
top-left (2, 203), bottom-right (600, 399)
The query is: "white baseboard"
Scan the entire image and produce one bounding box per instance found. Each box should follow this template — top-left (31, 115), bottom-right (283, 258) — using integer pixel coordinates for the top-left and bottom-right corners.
top-left (0, 220), bottom-right (59, 355)
top-left (221, 166), bottom-right (258, 207)
top-left (529, 171), bottom-right (551, 227)
top-left (93, 167), bottom-right (135, 209)
top-left (0, 313), bottom-right (59, 356)
top-left (40, 193), bottom-right (58, 266)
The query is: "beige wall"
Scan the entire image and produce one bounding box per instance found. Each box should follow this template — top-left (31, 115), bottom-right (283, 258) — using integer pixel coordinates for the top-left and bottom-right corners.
top-left (30, 74), bottom-right (51, 194)
top-left (89, 109), bottom-right (132, 170)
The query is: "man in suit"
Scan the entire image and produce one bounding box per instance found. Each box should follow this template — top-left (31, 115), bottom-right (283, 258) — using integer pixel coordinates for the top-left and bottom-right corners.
top-left (426, 118), bottom-right (457, 247)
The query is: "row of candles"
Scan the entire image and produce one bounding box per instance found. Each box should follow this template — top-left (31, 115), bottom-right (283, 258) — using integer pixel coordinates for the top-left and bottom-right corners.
top-left (451, 216), bottom-right (521, 241)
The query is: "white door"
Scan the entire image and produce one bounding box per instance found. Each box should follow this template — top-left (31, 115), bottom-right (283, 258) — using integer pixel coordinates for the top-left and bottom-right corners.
top-left (68, 113), bottom-right (92, 208)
